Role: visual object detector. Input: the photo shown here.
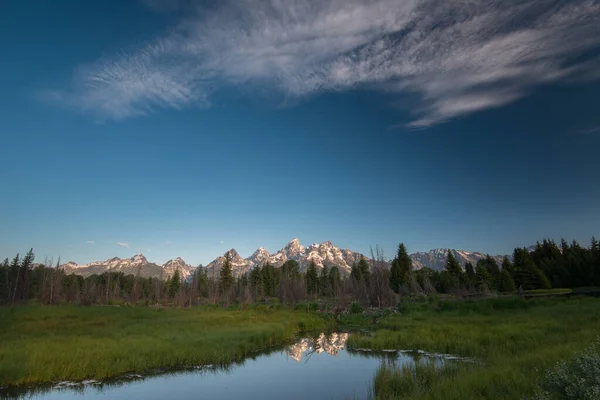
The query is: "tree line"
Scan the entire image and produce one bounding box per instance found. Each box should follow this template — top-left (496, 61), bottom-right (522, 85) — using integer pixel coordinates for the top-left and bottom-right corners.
top-left (1, 237), bottom-right (598, 307)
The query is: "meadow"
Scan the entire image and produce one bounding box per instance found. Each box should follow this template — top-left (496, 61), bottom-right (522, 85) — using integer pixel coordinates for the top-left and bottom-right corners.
top-left (1, 296), bottom-right (599, 400)
top-left (0, 305), bottom-right (330, 387)
top-left (344, 296), bottom-right (600, 399)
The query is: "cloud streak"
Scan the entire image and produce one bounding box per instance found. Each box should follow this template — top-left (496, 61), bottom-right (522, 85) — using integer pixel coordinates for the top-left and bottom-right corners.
top-left (53, 0), bottom-right (600, 126)
top-left (117, 242), bottom-right (130, 248)
top-left (576, 126), bottom-right (600, 135)
top-left (86, 240), bottom-right (95, 244)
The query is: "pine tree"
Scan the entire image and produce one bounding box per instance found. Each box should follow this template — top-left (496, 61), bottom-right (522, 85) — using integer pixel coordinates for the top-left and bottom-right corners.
top-left (219, 253), bottom-right (234, 294)
top-left (475, 263), bottom-right (492, 290)
top-left (513, 247), bottom-right (551, 290)
top-left (0, 258), bottom-right (8, 303)
top-left (350, 261), bottom-right (362, 282)
top-left (169, 269), bottom-right (180, 299)
top-left (445, 250), bottom-right (462, 278)
top-left (281, 260), bottom-right (300, 281)
top-left (329, 266), bottom-right (341, 296)
top-left (498, 269), bottom-right (516, 292)
top-left (9, 253), bottom-right (20, 304)
top-left (501, 256), bottom-right (515, 278)
top-left (305, 261), bottom-right (319, 295)
top-left (483, 255), bottom-right (500, 290)
top-left (320, 265), bottom-right (330, 296)
top-left (261, 263), bottom-right (277, 297)
top-left (464, 262), bottom-right (475, 288)
top-left (249, 267), bottom-right (263, 299)
top-left (357, 257), bottom-right (371, 286)
top-left (196, 267), bottom-right (209, 298)
top-left (390, 243), bottom-right (412, 293)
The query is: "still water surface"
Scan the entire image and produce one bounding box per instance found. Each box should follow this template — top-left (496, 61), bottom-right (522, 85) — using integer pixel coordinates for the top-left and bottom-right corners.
top-left (5, 333), bottom-right (445, 400)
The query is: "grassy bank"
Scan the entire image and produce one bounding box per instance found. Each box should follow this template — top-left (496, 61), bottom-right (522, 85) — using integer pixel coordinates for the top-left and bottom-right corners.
top-left (0, 305), bottom-right (330, 387)
top-left (344, 297), bottom-right (600, 399)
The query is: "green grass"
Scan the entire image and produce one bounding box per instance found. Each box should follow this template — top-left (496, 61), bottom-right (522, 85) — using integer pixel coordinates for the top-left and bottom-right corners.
top-left (0, 305), bottom-right (330, 387)
top-left (523, 288), bottom-right (573, 297)
top-left (371, 361), bottom-right (473, 399)
top-left (343, 296), bottom-right (600, 399)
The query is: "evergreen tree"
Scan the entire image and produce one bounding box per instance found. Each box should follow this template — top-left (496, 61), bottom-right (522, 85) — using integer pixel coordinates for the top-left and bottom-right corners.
top-left (464, 262), bottom-right (475, 288)
top-left (320, 265), bottom-right (330, 296)
top-left (436, 270), bottom-right (453, 294)
top-left (498, 269), bottom-right (516, 292)
top-left (328, 266), bottom-right (341, 296)
top-left (475, 263), bottom-right (492, 290)
top-left (219, 253), bottom-right (234, 294)
top-left (445, 250), bottom-right (462, 279)
top-left (513, 248), bottom-right (551, 290)
top-left (390, 243), bottom-right (412, 293)
top-left (501, 256), bottom-right (515, 278)
top-left (350, 261), bottom-right (362, 282)
top-left (483, 255), bottom-right (501, 290)
top-left (196, 267), bottom-right (209, 298)
top-left (249, 267), bottom-right (263, 299)
top-left (357, 257), bottom-right (371, 286)
top-left (305, 261), bottom-right (319, 295)
top-left (0, 258), bottom-right (8, 303)
top-left (18, 248), bottom-right (35, 301)
top-left (281, 260), bottom-right (300, 281)
top-left (168, 269), bottom-right (180, 299)
top-left (260, 263), bottom-right (278, 297)
top-left (9, 254), bottom-right (20, 304)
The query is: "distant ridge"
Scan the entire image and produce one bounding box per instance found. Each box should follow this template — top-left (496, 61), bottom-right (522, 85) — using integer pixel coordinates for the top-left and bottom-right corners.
top-left (61, 239), bottom-right (514, 279)
top-left (61, 254), bottom-right (195, 280)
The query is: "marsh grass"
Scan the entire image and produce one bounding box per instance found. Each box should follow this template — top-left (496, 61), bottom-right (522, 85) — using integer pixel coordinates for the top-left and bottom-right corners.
top-left (0, 305), bottom-right (330, 387)
top-left (372, 360), bottom-right (472, 399)
top-left (345, 297), bottom-right (600, 399)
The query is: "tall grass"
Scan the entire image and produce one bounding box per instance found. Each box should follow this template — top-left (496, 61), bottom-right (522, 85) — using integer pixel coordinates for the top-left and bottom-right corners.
top-left (371, 360), bottom-right (472, 399)
top-left (0, 305), bottom-right (330, 387)
top-left (345, 297), bottom-right (600, 399)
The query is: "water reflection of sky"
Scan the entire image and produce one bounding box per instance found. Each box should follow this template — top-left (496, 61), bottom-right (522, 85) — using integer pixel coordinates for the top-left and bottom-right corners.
top-left (3, 333), bottom-right (442, 400)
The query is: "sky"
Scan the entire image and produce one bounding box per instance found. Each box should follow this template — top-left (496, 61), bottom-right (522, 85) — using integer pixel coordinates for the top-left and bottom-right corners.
top-left (1, 0), bottom-right (599, 266)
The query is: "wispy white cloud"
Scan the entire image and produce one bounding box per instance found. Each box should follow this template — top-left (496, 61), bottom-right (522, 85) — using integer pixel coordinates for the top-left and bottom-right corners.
top-left (51, 0), bottom-right (600, 126)
top-left (117, 242), bottom-right (130, 248)
top-left (86, 240), bottom-right (95, 244)
top-left (575, 126), bottom-right (600, 135)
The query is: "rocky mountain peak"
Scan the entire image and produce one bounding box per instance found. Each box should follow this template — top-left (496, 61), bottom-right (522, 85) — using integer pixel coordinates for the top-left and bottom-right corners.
top-left (225, 249), bottom-right (241, 259)
top-left (250, 247), bottom-right (270, 259)
top-left (164, 257), bottom-right (187, 267)
top-left (285, 238), bottom-right (302, 248)
top-left (60, 254), bottom-right (196, 280)
top-left (284, 238), bottom-right (305, 257)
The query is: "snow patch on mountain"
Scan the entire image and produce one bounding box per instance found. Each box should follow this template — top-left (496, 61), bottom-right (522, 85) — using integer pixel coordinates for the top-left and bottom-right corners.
top-left (206, 238), bottom-right (367, 277)
top-left (61, 255), bottom-right (196, 280)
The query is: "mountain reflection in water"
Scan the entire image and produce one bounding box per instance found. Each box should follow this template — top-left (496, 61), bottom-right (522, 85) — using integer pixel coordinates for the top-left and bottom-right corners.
top-left (286, 332), bottom-right (349, 362)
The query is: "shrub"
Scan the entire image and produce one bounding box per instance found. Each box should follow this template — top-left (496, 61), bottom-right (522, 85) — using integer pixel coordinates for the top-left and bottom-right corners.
top-left (350, 302), bottom-right (364, 314)
top-left (532, 337), bottom-right (600, 400)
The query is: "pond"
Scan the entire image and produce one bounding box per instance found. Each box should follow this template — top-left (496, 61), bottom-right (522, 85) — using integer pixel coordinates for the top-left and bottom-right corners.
top-left (2, 333), bottom-right (451, 400)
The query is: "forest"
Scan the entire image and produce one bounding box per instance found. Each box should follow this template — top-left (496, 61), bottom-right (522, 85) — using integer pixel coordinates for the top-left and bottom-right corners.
top-left (1, 237), bottom-right (599, 308)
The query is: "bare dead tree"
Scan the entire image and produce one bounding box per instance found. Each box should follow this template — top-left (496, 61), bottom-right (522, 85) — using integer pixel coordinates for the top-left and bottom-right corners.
top-left (369, 245), bottom-right (395, 307)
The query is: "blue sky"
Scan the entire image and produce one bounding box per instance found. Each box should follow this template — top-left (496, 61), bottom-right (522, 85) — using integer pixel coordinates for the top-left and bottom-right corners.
top-left (1, 0), bottom-right (599, 266)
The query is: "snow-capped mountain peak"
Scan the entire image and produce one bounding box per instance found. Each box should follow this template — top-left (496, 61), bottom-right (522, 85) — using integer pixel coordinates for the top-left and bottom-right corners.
top-left (206, 239), bottom-right (365, 277)
top-left (61, 255), bottom-right (195, 280)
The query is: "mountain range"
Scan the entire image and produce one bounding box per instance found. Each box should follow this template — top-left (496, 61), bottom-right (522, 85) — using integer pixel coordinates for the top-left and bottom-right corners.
top-left (61, 254), bottom-right (196, 280)
top-left (204, 238), bottom-right (365, 277)
top-left (61, 238), bottom-right (510, 280)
